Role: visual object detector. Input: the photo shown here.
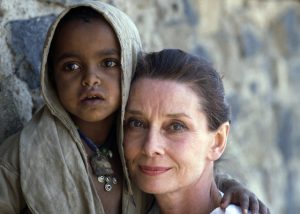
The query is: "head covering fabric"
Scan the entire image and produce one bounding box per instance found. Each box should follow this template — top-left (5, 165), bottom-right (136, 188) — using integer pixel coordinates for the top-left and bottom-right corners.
top-left (40, 0), bottom-right (141, 196)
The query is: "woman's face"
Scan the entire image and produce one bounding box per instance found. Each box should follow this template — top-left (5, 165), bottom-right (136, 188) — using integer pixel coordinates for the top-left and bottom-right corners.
top-left (124, 78), bottom-right (222, 195)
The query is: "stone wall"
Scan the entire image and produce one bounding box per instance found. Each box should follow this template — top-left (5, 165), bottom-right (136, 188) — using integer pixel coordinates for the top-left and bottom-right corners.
top-left (1, 0), bottom-right (299, 213)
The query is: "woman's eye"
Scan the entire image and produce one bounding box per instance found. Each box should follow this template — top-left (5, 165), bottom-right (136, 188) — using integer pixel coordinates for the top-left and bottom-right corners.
top-left (169, 122), bottom-right (186, 132)
top-left (127, 119), bottom-right (145, 129)
top-left (64, 63), bottom-right (80, 72)
top-left (102, 59), bottom-right (119, 68)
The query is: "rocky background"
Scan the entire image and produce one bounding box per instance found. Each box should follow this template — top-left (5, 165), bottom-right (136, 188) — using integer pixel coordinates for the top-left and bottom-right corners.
top-left (0, 0), bottom-right (299, 213)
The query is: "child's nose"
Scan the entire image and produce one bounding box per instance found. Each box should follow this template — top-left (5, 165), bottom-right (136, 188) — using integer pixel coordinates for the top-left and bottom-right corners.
top-left (81, 68), bottom-right (101, 87)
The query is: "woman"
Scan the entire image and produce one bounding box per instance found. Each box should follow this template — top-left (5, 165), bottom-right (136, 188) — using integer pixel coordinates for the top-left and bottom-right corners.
top-left (124, 49), bottom-right (267, 213)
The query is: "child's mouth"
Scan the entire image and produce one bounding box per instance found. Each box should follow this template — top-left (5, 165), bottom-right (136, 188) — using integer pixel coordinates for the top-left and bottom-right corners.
top-left (81, 94), bottom-right (104, 104)
top-left (86, 95), bottom-right (100, 100)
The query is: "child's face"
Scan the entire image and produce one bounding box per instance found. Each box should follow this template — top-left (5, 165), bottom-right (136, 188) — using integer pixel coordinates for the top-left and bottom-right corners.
top-left (51, 17), bottom-right (121, 126)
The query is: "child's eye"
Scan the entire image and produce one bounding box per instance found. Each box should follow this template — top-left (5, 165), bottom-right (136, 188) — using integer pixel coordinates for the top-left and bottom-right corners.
top-left (169, 122), bottom-right (187, 132)
top-left (102, 59), bottom-right (119, 68)
top-left (64, 63), bottom-right (80, 72)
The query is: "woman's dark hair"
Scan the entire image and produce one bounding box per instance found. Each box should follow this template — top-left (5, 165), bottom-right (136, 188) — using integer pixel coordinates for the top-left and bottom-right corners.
top-left (133, 49), bottom-right (230, 131)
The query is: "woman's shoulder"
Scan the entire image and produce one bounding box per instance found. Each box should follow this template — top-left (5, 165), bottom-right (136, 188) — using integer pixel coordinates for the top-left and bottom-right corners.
top-left (211, 204), bottom-right (249, 214)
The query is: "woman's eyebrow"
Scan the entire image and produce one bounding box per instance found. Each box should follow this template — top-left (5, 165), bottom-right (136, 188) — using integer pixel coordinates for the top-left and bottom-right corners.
top-left (166, 113), bottom-right (191, 119)
top-left (126, 110), bottom-right (191, 119)
top-left (125, 109), bottom-right (142, 115)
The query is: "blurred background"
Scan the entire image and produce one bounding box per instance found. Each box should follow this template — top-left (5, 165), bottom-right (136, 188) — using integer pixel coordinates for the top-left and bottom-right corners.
top-left (0, 0), bottom-right (299, 213)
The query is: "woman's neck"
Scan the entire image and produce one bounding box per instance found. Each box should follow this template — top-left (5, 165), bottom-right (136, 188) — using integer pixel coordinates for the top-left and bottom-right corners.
top-left (155, 166), bottom-right (222, 214)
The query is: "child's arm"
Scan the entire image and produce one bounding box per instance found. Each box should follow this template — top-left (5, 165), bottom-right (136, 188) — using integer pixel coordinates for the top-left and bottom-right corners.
top-left (216, 175), bottom-right (270, 214)
top-left (0, 135), bottom-right (27, 213)
top-left (0, 165), bottom-right (26, 213)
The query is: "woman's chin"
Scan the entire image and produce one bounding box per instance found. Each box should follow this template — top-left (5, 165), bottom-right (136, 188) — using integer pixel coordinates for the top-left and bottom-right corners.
top-left (135, 179), bottom-right (171, 194)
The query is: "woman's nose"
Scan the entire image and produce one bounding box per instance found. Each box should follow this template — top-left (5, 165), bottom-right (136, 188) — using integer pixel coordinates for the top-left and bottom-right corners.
top-left (142, 128), bottom-right (165, 157)
top-left (81, 66), bottom-right (101, 87)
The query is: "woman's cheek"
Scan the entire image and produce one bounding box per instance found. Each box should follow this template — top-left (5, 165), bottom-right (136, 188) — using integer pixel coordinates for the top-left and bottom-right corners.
top-left (124, 135), bottom-right (138, 159)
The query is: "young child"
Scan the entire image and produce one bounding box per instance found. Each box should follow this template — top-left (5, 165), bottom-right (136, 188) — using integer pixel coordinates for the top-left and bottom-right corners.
top-left (0, 1), bottom-right (269, 214)
top-left (0, 2), bottom-right (142, 213)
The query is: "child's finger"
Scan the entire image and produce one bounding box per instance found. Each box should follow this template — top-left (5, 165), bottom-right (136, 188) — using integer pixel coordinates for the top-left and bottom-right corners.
top-left (238, 194), bottom-right (250, 214)
top-left (220, 192), bottom-right (233, 209)
top-left (258, 200), bottom-right (271, 214)
top-left (249, 196), bottom-right (259, 214)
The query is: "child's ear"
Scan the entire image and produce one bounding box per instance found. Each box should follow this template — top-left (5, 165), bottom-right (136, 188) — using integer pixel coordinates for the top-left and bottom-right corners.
top-left (207, 122), bottom-right (230, 161)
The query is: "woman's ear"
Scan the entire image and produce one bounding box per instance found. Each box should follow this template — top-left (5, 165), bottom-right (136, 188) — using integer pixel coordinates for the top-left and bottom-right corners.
top-left (207, 122), bottom-right (230, 161)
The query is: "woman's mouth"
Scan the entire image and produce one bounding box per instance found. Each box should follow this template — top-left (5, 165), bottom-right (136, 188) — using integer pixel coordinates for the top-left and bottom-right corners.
top-left (139, 165), bottom-right (171, 176)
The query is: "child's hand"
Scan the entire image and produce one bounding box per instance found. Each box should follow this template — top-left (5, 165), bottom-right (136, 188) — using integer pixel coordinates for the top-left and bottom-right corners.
top-left (220, 185), bottom-right (270, 214)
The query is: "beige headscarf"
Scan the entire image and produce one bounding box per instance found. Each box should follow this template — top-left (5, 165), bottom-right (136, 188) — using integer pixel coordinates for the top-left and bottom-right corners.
top-left (18, 1), bottom-right (143, 213)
